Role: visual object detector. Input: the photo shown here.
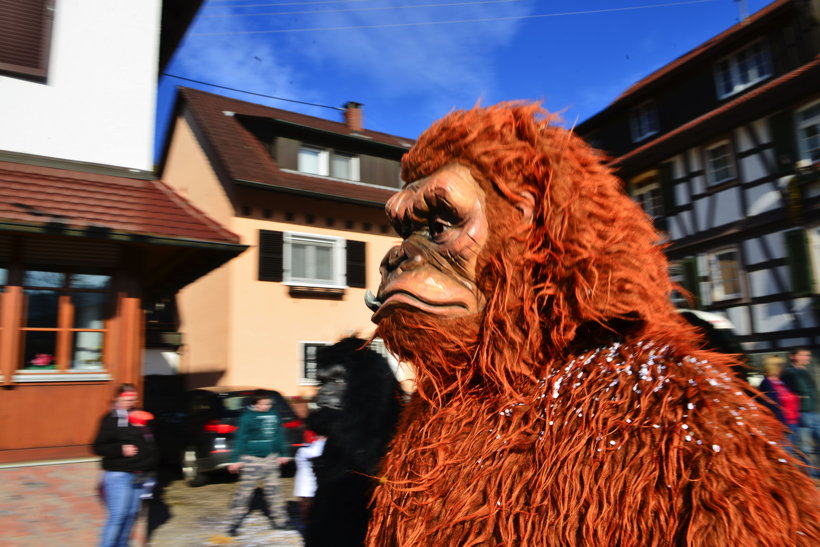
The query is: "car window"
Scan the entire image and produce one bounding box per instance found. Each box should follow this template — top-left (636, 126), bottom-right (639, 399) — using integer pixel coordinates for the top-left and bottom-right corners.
top-left (223, 395), bottom-right (250, 412)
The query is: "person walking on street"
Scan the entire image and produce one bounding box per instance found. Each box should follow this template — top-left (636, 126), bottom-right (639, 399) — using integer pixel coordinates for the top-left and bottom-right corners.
top-left (781, 348), bottom-right (820, 477)
top-left (226, 391), bottom-right (292, 536)
top-left (758, 355), bottom-right (801, 453)
top-left (93, 383), bottom-right (158, 547)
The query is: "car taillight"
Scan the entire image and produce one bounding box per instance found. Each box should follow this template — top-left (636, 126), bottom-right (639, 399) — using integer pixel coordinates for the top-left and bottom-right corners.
top-left (283, 419), bottom-right (303, 429)
top-left (203, 420), bottom-right (238, 434)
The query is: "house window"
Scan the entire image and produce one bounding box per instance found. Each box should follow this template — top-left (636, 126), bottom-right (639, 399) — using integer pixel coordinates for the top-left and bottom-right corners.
top-left (630, 171), bottom-right (663, 218)
top-left (330, 152), bottom-right (360, 181)
top-left (301, 341), bottom-right (330, 385)
top-left (297, 146), bottom-right (328, 176)
top-left (284, 232), bottom-right (345, 288)
top-left (705, 141), bottom-right (735, 185)
top-left (0, 267), bottom-right (6, 371)
top-left (629, 101), bottom-right (659, 142)
top-left (0, 0), bottom-right (55, 80)
top-left (796, 100), bottom-right (820, 164)
top-left (296, 146), bottom-right (360, 181)
top-left (20, 270), bottom-right (111, 371)
top-left (714, 40), bottom-right (772, 99)
top-left (811, 227), bottom-right (820, 293)
top-left (708, 248), bottom-right (743, 301)
top-left (258, 230), bottom-right (366, 289)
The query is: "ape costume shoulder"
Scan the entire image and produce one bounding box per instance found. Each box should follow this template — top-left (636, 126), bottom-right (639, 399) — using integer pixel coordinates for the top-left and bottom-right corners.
top-left (366, 104), bottom-right (820, 545)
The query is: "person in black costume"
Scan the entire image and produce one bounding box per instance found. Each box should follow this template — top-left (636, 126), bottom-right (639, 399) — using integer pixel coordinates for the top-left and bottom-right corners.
top-left (305, 337), bottom-right (404, 547)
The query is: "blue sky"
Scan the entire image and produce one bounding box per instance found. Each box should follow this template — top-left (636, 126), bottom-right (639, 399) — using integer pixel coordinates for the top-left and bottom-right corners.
top-left (156, 0), bottom-right (773, 158)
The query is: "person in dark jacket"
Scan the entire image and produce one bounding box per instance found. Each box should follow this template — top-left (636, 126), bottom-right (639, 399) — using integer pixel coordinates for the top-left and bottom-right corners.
top-left (225, 391), bottom-right (293, 536)
top-left (781, 348), bottom-right (820, 477)
top-left (305, 337), bottom-right (404, 547)
top-left (93, 383), bottom-right (158, 547)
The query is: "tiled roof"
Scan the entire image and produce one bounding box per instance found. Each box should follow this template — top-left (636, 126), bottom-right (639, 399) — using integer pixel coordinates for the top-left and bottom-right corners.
top-left (178, 87), bottom-right (409, 205)
top-left (615, 56), bottom-right (820, 167)
top-left (0, 160), bottom-right (241, 246)
top-left (599, 0), bottom-right (792, 112)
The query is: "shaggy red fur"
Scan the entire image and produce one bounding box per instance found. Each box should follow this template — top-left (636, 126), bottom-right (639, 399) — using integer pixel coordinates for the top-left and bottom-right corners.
top-left (368, 103), bottom-right (820, 545)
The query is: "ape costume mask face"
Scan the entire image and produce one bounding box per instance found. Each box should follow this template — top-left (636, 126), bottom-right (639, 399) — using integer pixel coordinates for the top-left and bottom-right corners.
top-left (373, 163), bottom-right (488, 322)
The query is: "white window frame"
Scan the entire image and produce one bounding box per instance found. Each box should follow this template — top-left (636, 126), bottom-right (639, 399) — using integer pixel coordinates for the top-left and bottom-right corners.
top-left (708, 247), bottom-right (744, 301)
top-left (297, 146), bottom-right (329, 176)
top-left (297, 146), bottom-right (360, 182)
top-left (629, 100), bottom-right (659, 143)
top-left (809, 226), bottom-right (820, 294)
top-left (283, 231), bottom-right (346, 288)
top-left (714, 39), bottom-right (772, 99)
top-left (667, 261), bottom-right (689, 308)
top-left (796, 99), bottom-right (820, 164)
top-left (300, 341), bottom-right (331, 385)
top-left (330, 151), bottom-right (361, 181)
top-left (630, 170), bottom-right (663, 218)
top-left (705, 140), bottom-right (736, 186)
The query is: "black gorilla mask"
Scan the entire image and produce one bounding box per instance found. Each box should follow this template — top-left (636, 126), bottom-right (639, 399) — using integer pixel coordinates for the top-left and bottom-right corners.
top-left (314, 363), bottom-right (348, 410)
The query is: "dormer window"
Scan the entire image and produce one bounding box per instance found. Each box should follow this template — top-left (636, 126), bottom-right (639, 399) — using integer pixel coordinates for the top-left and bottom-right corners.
top-left (629, 100), bottom-right (659, 143)
top-left (297, 146), bottom-right (328, 176)
top-left (714, 40), bottom-right (772, 99)
top-left (297, 146), bottom-right (360, 181)
top-left (330, 152), bottom-right (359, 180)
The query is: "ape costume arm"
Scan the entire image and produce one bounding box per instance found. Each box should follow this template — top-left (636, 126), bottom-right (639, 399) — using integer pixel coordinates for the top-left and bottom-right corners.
top-left (367, 104), bottom-right (820, 546)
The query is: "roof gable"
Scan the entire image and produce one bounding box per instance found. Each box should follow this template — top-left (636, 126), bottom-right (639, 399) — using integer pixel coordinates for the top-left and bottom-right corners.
top-left (175, 87), bottom-right (412, 206)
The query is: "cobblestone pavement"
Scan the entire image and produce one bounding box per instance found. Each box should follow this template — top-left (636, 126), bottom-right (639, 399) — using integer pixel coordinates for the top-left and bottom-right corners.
top-left (0, 459), bottom-right (303, 547)
top-left (148, 473), bottom-right (304, 547)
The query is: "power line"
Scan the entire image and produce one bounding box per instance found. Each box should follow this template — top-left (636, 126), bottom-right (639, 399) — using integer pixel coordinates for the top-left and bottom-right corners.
top-left (205, 0), bottom-right (370, 8)
top-left (161, 73), bottom-right (344, 111)
top-left (200, 0), bottom-right (519, 19)
top-left (190, 0), bottom-right (715, 36)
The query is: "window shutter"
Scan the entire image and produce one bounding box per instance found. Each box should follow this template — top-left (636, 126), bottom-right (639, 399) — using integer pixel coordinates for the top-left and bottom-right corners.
top-left (0, 0), bottom-right (54, 79)
top-left (659, 163), bottom-right (675, 215)
top-left (345, 240), bottom-right (366, 288)
top-left (769, 111), bottom-right (797, 175)
top-left (258, 230), bottom-right (283, 282)
top-left (681, 257), bottom-right (700, 308)
top-left (785, 229), bottom-right (814, 296)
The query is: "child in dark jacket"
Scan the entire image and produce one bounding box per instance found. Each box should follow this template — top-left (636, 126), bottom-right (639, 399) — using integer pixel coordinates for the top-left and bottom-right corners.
top-left (225, 391), bottom-right (293, 536)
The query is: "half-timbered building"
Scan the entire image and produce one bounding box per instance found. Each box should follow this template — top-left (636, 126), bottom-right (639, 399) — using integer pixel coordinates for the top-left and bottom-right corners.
top-left (577, 0), bottom-right (820, 360)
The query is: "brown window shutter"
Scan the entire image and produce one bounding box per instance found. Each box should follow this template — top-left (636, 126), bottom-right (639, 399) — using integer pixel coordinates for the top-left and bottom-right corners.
top-left (346, 240), bottom-right (366, 288)
top-left (0, 0), bottom-right (55, 80)
top-left (258, 230), bottom-right (283, 282)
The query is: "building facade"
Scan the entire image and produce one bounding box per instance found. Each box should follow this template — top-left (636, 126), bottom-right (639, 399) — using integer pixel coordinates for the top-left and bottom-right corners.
top-left (161, 88), bottom-right (414, 397)
top-left (0, 0), bottom-right (243, 463)
top-left (577, 0), bottom-right (820, 359)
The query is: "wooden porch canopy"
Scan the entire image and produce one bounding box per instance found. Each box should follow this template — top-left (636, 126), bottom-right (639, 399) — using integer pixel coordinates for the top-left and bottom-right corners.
top-left (0, 158), bottom-right (247, 296)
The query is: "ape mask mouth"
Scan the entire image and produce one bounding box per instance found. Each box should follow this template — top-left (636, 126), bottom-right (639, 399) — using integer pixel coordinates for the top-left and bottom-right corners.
top-left (367, 288), bottom-right (475, 323)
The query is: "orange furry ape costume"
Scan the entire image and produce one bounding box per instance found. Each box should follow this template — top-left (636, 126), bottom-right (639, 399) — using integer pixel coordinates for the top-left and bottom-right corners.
top-left (365, 104), bottom-right (820, 545)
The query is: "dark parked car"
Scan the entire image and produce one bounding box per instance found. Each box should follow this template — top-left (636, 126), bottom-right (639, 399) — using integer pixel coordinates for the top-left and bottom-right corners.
top-left (181, 386), bottom-right (305, 486)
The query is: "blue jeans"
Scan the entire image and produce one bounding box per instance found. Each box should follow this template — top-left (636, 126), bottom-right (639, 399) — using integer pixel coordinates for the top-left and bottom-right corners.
top-left (798, 411), bottom-right (820, 477)
top-left (100, 471), bottom-right (142, 547)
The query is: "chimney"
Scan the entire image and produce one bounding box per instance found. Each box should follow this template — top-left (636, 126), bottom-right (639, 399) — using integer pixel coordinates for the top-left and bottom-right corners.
top-left (344, 101), bottom-right (363, 131)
